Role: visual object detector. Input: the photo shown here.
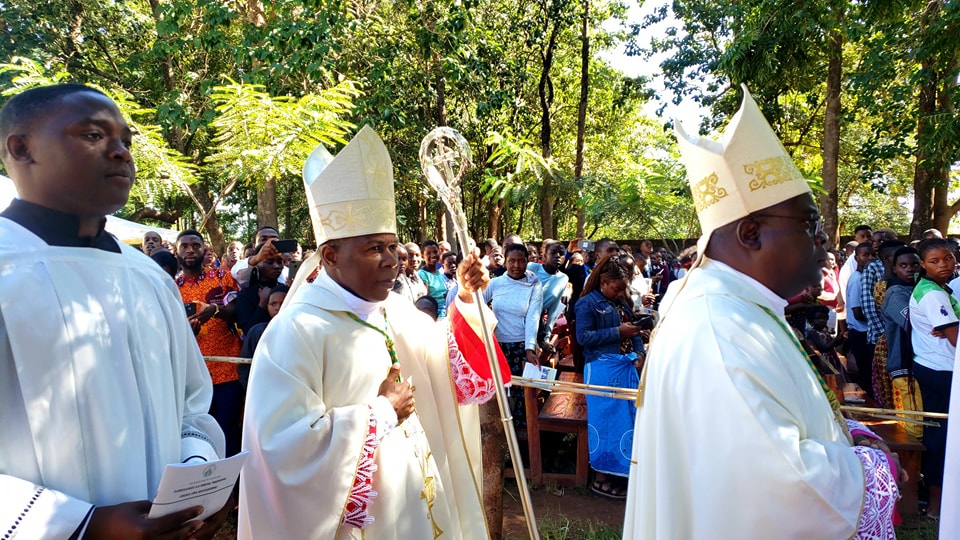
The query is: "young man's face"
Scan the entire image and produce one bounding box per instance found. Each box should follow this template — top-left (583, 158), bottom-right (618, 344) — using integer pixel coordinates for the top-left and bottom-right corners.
top-left (489, 247), bottom-right (504, 267)
top-left (544, 244), bottom-right (564, 267)
top-left (441, 255), bottom-right (457, 277)
top-left (255, 228), bottom-right (279, 248)
top-left (855, 229), bottom-right (872, 244)
top-left (406, 246), bottom-right (422, 271)
top-left (893, 254), bottom-right (921, 283)
top-left (142, 232), bottom-right (161, 254)
top-left (267, 291), bottom-right (286, 318)
top-left (258, 253), bottom-right (285, 282)
top-left (5, 91), bottom-right (135, 219)
top-left (395, 247), bottom-right (409, 276)
top-left (855, 247), bottom-right (874, 271)
top-left (176, 234), bottom-right (206, 271)
top-left (227, 241), bottom-right (244, 259)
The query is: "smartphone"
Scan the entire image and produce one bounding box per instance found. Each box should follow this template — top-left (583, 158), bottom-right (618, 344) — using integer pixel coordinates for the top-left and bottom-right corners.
top-left (578, 239), bottom-right (595, 251)
top-left (184, 302), bottom-right (197, 317)
top-left (272, 239), bottom-right (298, 253)
top-left (287, 260), bottom-right (302, 283)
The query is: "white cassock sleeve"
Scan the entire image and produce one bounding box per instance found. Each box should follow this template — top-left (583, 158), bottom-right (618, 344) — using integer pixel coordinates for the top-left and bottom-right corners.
top-left (0, 476), bottom-right (92, 540)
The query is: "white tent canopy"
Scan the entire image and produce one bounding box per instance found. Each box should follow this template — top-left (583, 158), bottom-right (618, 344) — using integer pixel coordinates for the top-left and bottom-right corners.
top-left (0, 174), bottom-right (179, 244)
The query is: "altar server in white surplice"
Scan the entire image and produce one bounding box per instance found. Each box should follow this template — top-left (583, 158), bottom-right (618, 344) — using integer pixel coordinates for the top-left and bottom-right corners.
top-left (239, 126), bottom-right (503, 540)
top-left (0, 84), bottom-right (227, 539)
top-left (623, 85), bottom-right (904, 539)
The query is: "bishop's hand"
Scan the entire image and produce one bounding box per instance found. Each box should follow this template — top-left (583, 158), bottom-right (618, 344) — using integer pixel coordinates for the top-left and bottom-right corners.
top-left (456, 247), bottom-right (489, 303)
top-left (378, 364), bottom-right (415, 422)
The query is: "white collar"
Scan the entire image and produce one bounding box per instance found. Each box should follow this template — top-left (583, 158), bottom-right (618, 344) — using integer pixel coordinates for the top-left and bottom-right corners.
top-left (316, 268), bottom-right (382, 320)
top-left (708, 259), bottom-right (789, 313)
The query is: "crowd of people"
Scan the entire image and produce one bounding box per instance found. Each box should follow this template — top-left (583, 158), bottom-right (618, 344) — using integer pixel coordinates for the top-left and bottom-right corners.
top-left (4, 82), bottom-right (960, 539)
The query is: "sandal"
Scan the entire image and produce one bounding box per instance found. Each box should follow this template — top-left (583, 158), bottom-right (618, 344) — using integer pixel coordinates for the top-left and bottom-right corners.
top-left (590, 478), bottom-right (627, 501)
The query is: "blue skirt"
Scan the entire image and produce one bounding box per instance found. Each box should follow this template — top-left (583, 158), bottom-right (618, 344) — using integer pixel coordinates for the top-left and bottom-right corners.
top-left (584, 352), bottom-right (639, 477)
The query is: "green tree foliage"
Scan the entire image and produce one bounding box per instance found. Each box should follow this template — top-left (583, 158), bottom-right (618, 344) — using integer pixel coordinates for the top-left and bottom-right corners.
top-left (630, 0), bottom-right (960, 239)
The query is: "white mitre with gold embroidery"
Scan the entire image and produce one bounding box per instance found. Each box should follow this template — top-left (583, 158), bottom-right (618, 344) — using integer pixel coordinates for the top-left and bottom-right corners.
top-left (675, 84), bottom-right (810, 255)
top-left (302, 125), bottom-right (397, 245)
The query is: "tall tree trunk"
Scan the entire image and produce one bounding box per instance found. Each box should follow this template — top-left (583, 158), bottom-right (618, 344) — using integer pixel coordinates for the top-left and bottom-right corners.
top-left (435, 207), bottom-right (446, 242)
top-left (932, 57), bottom-right (957, 233)
top-left (574, 0), bottom-right (590, 239)
top-left (819, 22), bottom-right (842, 246)
top-left (480, 400), bottom-right (506, 539)
top-left (910, 60), bottom-right (939, 237)
top-left (538, 16), bottom-right (561, 239)
top-left (911, 2), bottom-right (946, 238)
top-left (257, 177), bottom-right (279, 230)
top-left (417, 196), bottom-right (428, 242)
top-left (488, 199), bottom-right (504, 242)
top-left (187, 183), bottom-right (227, 255)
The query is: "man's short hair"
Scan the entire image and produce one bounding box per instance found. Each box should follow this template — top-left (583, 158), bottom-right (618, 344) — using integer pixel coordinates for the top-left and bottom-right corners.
top-left (176, 229), bottom-right (205, 242)
top-left (893, 246), bottom-right (920, 263)
top-left (422, 239), bottom-right (439, 250)
top-left (483, 238), bottom-right (498, 248)
top-left (0, 84), bottom-right (109, 157)
top-left (596, 238), bottom-right (616, 252)
top-left (854, 225), bottom-right (872, 234)
top-left (877, 240), bottom-right (906, 259)
top-left (873, 228), bottom-right (898, 242)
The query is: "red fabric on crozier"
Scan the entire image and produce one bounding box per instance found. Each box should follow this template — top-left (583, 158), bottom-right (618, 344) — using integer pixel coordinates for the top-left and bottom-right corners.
top-left (448, 301), bottom-right (511, 386)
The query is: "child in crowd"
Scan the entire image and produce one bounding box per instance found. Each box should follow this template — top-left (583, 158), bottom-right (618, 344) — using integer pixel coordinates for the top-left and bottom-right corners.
top-left (908, 238), bottom-right (960, 519)
top-left (238, 284), bottom-right (288, 388)
top-left (804, 304), bottom-right (848, 383)
top-left (881, 247), bottom-right (924, 440)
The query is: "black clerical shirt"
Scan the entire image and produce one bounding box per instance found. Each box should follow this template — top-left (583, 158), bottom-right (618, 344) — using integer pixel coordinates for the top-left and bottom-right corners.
top-left (1, 198), bottom-right (121, 253)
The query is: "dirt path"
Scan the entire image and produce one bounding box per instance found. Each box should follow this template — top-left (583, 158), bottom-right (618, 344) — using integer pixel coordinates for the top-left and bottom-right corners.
top-left (502, 481), bottom-right (626, 539)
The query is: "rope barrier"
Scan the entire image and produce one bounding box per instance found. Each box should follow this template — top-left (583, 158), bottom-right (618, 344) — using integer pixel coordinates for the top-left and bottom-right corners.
top-left (203, 357), bottom-right (945, 426)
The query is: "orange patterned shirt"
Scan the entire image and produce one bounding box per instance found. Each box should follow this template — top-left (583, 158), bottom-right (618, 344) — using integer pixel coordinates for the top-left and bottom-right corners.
top-left (177, 269), bottom-right (242, 384)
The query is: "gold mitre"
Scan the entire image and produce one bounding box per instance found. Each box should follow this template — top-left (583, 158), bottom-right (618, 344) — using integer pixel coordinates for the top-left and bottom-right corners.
top-left (675, 84), bottom-right (810, 255)
top-left (301, 125), bottom-right (397, 245)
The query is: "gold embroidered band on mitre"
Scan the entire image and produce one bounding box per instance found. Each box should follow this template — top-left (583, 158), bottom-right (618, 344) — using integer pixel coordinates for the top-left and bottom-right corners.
top-left (691, 173), bottom-right (729, 212)
top-left (745, 155), bottom-right (802, 192)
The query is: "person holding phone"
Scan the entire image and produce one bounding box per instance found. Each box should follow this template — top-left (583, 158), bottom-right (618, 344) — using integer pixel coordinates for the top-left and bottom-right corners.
top-left (575, 255), bottom-right (644, 500)
top-left (235, 243), bottom-right (285, 335)
top-left (230, 225), bottom-right (281, 288)
top-left (176, 230), bottom-right (243, 456)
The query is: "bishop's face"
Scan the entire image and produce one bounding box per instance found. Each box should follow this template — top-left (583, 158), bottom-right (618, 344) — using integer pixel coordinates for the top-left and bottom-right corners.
top-left (323, 233), bottom-right (400, 302)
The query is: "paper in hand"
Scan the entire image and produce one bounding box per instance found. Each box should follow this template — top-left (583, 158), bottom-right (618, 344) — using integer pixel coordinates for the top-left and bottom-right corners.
top-left (149, 451), bottom-right (248, 521)
top-left (522, 362), bottom-right (558, 390)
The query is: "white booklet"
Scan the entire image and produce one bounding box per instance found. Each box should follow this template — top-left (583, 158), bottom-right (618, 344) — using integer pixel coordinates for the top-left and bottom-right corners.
top-left (522, 362), bottom-right (558, 390)
top-left (149, 451), bottom-right (249, 521)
